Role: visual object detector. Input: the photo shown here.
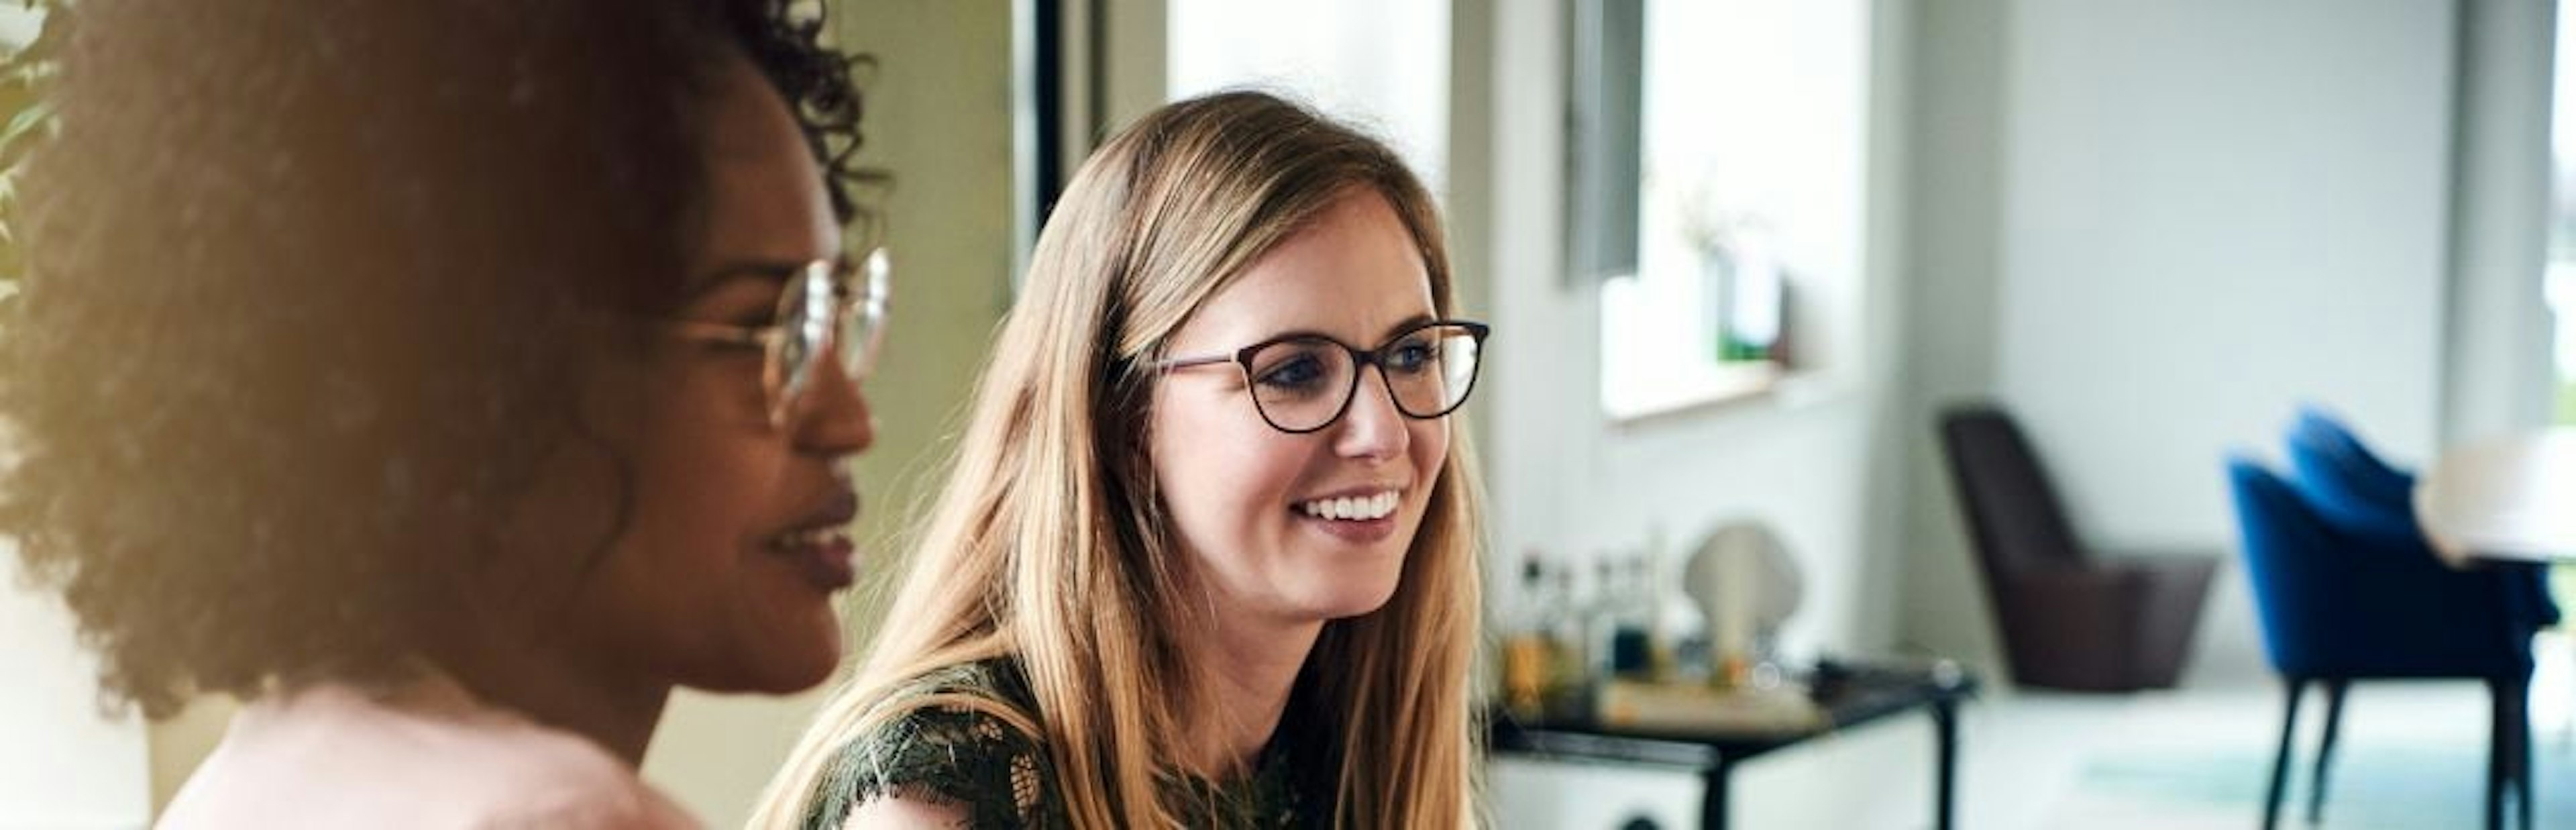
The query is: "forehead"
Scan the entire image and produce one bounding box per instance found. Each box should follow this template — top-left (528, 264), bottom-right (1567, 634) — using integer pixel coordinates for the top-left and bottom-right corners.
top-left (1173, 191), bottom-right (1437, 350)
top-left (688, 50), bottom-right (838, 282)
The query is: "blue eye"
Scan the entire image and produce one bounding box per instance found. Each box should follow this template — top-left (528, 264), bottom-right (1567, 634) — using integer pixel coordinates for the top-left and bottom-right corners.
top-left (1256, 354), bottom-right (1329, 391)
top-left (1250, 339), bottom-right (1349, 401)
top-left (1385, 338), bottom-right (1438, 375)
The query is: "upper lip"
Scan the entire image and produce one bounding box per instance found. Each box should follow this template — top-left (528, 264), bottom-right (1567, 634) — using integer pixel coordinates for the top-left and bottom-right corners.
top-left (782, 485), bottom-right (860, 534)
top-left (1294, 483), bottom-right (1408, 503)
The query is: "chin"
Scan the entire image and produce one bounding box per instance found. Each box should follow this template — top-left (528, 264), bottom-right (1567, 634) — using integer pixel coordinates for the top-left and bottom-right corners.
top-left (1310, 572), bottom-right (1404, 621)
top-left (1305, 548), bottom-right (1409, 620)
top-left (724, 658), bottom-right (839, 695)
top-left (696, 625), bottom-right (843, 694)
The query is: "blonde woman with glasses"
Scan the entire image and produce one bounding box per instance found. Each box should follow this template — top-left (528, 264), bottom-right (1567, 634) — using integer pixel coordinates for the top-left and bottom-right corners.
top-left (755, 91), bottom-right (1489, 829)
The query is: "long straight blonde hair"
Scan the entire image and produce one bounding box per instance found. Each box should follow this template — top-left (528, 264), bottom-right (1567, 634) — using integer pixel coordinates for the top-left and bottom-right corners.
top-left (753, 91), bottom-right (1484, 829)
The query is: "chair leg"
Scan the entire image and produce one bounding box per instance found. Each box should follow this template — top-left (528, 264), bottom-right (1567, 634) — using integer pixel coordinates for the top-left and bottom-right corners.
top-left (2308, 680), bottom-right (2347, 825)
top-left (2563, 624), bottom-right (2574, 749)
top-left (2509, 676), bottom-right (2532, 830)
top-left (2490, 676), bottom-right (2521, 830)
top-left (2267, 677), bottom-right (2304, 830)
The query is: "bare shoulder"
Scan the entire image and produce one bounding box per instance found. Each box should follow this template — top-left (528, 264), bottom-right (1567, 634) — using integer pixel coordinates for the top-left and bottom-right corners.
top-left (161, 681), bottom-right (696, 829)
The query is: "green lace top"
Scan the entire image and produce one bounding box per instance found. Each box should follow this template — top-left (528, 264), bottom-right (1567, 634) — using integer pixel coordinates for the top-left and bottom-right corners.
top-left (797, 660), bottom-right (1314, 830)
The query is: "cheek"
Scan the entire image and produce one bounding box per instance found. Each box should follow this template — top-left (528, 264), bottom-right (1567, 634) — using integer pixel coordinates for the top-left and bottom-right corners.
top-left (1150, 397), bottom-right (1309, 543)
top-left (607, 371), bottom-right (795, 573)
top-left (633, 416), bottom-right (786, 540)
top-left (1409, 418), bottom-right (1452, 483)
top-left (635, 444), bottom-right (761, 539)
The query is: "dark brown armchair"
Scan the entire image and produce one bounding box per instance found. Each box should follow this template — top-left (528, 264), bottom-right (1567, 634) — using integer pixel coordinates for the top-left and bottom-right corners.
top-left (1938, 404), bottom-right (2217, 692)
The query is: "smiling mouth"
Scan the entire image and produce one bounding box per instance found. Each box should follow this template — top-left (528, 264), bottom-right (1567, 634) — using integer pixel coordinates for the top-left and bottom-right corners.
top-left (767, 523), bottom-right (853, 553)
top-left (767, 522), bottom-right (856, 590)
top-left (1295, 490), bottom-right (1401, 521)
top-left (767, 488), bottom-right (860, 590)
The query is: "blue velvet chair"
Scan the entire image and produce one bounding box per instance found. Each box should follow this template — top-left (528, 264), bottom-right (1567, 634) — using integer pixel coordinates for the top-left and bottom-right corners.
top-left (2283, 406), bottom-right (2558, 631)
top-left (2226, 456), bottom-right (2544, 830)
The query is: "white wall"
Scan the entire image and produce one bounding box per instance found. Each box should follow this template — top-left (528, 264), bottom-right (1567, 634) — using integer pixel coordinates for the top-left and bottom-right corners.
top-left (1892, 0), bottom-right (2012, 674)
top-left (2445, 0), bottom-right (2559, 443)
top-left (1, 568), bottom-right (151, 830)
top-left (1483, 0), bottom-right (1913, 665)
top-left (1167, 0), bottom-right (1450, 190)
top-left (1899, 0), bottom-right (2463, 682)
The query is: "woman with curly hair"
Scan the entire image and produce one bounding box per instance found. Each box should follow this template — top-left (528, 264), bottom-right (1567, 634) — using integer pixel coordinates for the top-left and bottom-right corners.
top-left (753, 91), bottom-right (1489, 830)
top-left (1, 0), bottom-right (885, 826)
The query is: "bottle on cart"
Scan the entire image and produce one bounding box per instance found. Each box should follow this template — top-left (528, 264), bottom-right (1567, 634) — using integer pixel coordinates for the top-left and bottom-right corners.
top-left (1546, 562), bottom-right (1590, 717)
top-left (1605, 552), bottom-right (1654, 681)
top-left (1501, 552), bottom-right (1556, 720)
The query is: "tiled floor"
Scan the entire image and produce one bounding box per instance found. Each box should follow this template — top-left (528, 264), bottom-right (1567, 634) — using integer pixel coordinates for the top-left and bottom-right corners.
top-left (1491, 635), bottom-right (2576, 829)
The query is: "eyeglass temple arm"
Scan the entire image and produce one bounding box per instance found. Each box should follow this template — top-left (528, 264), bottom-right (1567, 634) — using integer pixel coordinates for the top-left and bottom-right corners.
top-left (1153, 353), bottom-right (1237, 371)
top-left (660, 319), bottom-right (780, 350)
top-left (1154, 321), bottom-right (1489, 372)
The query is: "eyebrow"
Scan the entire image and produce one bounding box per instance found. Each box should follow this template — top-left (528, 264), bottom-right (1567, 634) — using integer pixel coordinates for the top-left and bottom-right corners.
top-left (1263, 313), bottom-right (1440, 346)
top-left (1382, 313), bottom-right (1438, 340)
top-left (1231, 311), bottom-right (1442, 350)
top-left (686, 254), bottom-right (846, 297)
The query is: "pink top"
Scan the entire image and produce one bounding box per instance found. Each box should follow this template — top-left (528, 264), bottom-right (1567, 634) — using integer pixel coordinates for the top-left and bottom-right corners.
top-left (157, 673), bottom-right (698, 829)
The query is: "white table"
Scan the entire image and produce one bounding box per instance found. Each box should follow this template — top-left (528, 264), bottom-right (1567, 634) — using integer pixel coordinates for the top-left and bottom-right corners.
top-left (2416, 428), bottom-right (2576, 566)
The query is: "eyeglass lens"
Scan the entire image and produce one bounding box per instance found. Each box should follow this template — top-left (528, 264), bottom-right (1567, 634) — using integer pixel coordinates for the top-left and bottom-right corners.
top-left (768, 249), bottom-right (890, 421)
top-left (1244, 323), bottom-right (1482, 433)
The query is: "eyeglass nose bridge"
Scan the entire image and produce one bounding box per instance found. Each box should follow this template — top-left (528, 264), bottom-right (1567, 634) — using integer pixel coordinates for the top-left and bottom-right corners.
top-left (1276, 344), bottom-right (1385, 435)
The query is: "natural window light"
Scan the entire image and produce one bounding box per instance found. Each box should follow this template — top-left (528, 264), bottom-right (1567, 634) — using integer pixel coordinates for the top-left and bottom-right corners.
top-left (2552, 0), bottom-right (2576, 423)
top-left (1597, 0), bottom-right (1868, 421)
top-left (1165, 0), bottom-right (1449, 192)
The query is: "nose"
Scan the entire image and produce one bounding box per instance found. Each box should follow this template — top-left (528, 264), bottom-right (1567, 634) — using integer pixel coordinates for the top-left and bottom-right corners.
top-left (791, 354), bottom-right (875, 460)
top-left (1332, 366), bottom-right (1409, 462)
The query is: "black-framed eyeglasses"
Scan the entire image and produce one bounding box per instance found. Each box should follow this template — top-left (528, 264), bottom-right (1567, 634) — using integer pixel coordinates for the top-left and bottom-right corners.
top-left (661, 247), bottom-right (890, 426)
top-left (1155, 319), bottom-right (1490, 434)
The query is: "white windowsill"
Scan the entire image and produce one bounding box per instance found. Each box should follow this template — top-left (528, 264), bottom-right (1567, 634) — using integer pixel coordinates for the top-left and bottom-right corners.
top-left (1599, 362), bottom-right (1856, 429)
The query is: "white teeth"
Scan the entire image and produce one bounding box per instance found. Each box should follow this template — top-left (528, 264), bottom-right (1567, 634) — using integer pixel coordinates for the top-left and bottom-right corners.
top-left (771, 525), bottom-right (850, 551)
top-left (1297, 490), bottom-right (1399, 521)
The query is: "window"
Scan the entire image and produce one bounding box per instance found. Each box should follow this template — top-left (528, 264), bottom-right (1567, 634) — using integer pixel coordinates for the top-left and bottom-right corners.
top-left (1165, 0), bottom-right (1450, 190)
top-left (1589, 0), bottom-right (1870, 420)
top-left (2553, 1), bottom-right (2576, 423)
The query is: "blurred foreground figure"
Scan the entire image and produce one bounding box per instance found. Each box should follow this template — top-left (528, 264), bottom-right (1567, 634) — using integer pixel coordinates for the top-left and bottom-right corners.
top-left (0, 1), bottom-right (888, 826)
